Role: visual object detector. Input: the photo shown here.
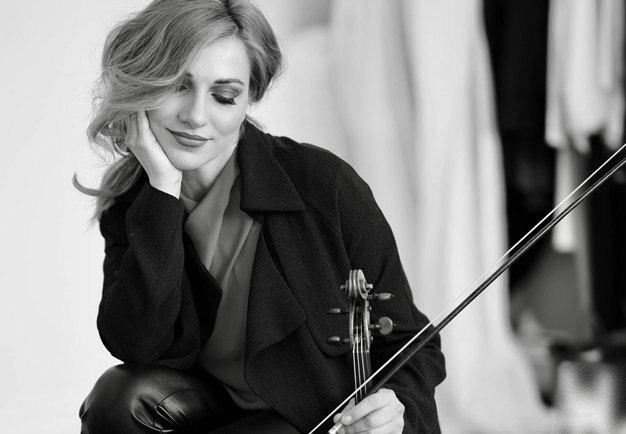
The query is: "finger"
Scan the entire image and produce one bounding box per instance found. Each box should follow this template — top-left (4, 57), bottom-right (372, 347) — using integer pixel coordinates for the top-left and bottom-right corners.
top-left (134, 110), bottom-right (164, 155)
top-left (343, 398), bottom-right (356, 412)
top-left (340, 389), bottom-right (396, 426)
top-left (136, 110), bottom-right (151, 137)
top-left (347, 421), bottom-right (404, 434)
top-left (341, 404), bottom-right (404, 434)
top-left (125, 113), bottom-right (138, 149)
top-left (333, 398), bottom-right (356, 424)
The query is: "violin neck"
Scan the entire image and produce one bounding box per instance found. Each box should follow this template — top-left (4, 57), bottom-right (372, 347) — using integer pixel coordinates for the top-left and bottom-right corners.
top-left (353, 346), bottom-right (372, 403)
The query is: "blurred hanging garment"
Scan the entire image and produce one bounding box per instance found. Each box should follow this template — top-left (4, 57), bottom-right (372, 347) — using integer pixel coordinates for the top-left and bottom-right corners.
top-left (546, 0), bottom-right (624, 153)
top-left (329, 0), bottom-right (551, 433)
top-left (544, 0), bottom-right (626, 335)
top-left (327, 0), bottom-right (416, 284)
top-left (545, 0), bottom-right (625, 252)
top-left (483, 0), bottom-right (555, 287)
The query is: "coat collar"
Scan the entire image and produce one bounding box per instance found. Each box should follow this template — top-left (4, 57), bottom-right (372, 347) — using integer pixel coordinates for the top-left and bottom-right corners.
top-left (237, 121), bottom-right (305, 215)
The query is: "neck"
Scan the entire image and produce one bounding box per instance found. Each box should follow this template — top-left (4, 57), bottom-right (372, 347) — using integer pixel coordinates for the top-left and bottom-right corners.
top-left (181, 142), bottom-right (237, 202)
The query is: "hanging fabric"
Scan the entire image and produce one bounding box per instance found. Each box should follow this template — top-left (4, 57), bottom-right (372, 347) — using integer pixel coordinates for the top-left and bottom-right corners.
top-left (327, 0), bottom-right (416, 278)
top-left (400, 0), bottom-right (550, 432)
top-left (545, 0), bottom-right (625, 252)
top-left (483, 0), bottom-right (555, 287)
top-left (544, 0), bottom-right (625, 338)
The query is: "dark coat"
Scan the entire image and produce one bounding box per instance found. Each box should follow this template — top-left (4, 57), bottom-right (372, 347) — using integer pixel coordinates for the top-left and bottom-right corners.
top-left (96, 122), bottom-right (446, 433)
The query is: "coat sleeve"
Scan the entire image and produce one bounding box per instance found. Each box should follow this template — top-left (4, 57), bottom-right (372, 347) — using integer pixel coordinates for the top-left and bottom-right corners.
top-left (336, 164), bottom-right (446, 434)
top-left (97, 181), bottom-right (191, 366)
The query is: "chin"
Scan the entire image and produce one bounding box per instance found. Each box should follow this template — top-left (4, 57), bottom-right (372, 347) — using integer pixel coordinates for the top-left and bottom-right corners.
top-left (165, 150), bottom-right (208, 172)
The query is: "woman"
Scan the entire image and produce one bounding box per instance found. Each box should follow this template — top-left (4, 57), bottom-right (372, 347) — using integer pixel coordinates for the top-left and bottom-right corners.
top-left (77, 0), bottom-right (445, 433)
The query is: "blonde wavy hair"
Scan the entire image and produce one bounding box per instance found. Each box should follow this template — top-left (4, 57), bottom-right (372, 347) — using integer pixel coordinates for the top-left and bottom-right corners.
top-left (75, 0), bottom-right (283, 220)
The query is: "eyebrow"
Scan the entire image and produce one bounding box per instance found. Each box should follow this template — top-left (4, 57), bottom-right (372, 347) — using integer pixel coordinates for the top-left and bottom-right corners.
top-left (184, 73), bottom-right (244, 86)
top-left (214, 78), bottom-right (245, 86)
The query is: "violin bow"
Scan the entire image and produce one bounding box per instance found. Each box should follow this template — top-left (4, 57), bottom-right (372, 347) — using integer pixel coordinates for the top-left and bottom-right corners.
top-left (312, 143), bottom-right (626, 434)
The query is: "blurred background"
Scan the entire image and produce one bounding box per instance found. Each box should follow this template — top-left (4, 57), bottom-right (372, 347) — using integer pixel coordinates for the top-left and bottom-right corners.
top-left (1, 0), bottom-right (626, 432)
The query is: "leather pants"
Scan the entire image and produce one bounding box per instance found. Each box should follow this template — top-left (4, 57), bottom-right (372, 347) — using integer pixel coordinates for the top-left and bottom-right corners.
top-left (79, 364), bottom-right (301, 434)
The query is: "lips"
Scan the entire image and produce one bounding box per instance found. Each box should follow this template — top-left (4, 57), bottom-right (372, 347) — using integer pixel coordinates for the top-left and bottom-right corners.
top-left (167, 129), bottom-right (209, 147)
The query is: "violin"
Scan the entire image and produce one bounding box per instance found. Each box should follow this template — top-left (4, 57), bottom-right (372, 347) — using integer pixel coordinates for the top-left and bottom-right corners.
top-left (309, 145), bottom-right (626, 434)
top-left (326, 269), bottom-right (394, 433)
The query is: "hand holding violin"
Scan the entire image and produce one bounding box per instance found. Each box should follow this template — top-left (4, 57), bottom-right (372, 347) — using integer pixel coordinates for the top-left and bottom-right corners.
top-left (333, 388), bottom-right (405, 433)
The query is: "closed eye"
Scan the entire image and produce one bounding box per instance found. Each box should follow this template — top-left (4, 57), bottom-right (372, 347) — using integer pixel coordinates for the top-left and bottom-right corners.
top-left (213, 94), bottom-right (236, 105)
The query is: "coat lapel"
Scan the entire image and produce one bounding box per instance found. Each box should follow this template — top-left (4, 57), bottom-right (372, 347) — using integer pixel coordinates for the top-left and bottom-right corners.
top-left (237, 123), bottom-right (353, 430)
top-left (240, 121), bottom-right (350, 360)
top-left (245, 216), bottom-right (353, 432)
top-left (237, 122), bottom-right (305, 215)
top-left (245, 228), bottom-right (306, 360)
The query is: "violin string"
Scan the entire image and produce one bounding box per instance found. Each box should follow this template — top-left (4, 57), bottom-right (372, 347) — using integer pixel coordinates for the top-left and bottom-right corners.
top-left (364, 342), bottom-right (371, 397)
top-left (359, 329), bottom-right (367, 402)
top-left (312, 143), bottom-right (626, 434)
top-left (351, 344), bottom-right (357, 397)
top-left (360, 283), bottom-right (371, 401)
top-left (357, 325), bottom-right (362, 402)
top-left (357, 307), bottom-right (365, 402)
top-left (354, 312), bottom-right (359, 400)
top-left (361, 297), bottom-right (370, 400)
top-left (355, 272), bottom-right (366, 402)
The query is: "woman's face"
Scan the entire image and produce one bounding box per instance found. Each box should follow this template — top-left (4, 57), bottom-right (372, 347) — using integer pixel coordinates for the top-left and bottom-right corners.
top-left (147, 37), bottom-right (251, 174)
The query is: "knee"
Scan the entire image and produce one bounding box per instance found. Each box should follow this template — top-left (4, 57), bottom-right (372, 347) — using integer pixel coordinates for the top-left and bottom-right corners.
top-left (79, 364), bottom-right (215, 434)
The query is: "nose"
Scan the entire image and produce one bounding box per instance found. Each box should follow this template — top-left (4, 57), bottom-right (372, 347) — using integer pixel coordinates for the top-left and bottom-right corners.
top-left (177, 93), bottom-right (208, 128)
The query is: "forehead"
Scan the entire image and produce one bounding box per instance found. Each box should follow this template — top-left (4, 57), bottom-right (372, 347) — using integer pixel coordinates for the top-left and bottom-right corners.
top-left (187, 37), bottom-right (250, 83)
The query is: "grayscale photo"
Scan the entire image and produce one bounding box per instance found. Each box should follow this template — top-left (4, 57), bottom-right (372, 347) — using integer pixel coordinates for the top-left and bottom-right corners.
top-left (1, 0), bottom-right (625, 433)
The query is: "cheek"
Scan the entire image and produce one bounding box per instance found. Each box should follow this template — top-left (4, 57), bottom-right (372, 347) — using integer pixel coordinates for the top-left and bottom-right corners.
top-left (213, 106), bottom-right (248, 135)
top-left (146, 109), bottom-right (174, 145)
top-left (146, 107), bottom-right (170, 127)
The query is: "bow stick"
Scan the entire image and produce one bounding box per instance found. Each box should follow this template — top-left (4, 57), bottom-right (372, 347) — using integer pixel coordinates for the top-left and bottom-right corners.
top-left (313, 143), bottom-right (626, 434)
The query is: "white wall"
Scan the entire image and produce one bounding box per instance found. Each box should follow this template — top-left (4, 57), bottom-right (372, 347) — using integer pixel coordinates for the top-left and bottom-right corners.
top-left (1, 1), bottom-right (153, 432)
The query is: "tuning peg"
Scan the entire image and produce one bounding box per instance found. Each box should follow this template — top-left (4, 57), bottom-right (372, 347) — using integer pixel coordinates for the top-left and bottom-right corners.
top-left (369, 317), bottom-right (394, 335)
top-left (340, 283), bottom-right (373, 291)
top-left (327, 336), bottom-right (350, 346)
top-left (368, 293), bottom-right (394, 301)
top-left (327, 308), bottom-right (349, 315)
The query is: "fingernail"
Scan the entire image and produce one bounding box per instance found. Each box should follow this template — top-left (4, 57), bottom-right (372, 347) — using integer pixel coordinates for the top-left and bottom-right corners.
top-left (342, 415), bottom-right (352, 424)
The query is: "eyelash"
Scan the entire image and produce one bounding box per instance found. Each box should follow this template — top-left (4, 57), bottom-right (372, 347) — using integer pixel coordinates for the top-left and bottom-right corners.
top-left (175, 83), bottom-right (236, 105)
top-left (213, 94), bottom-right (236, 105)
